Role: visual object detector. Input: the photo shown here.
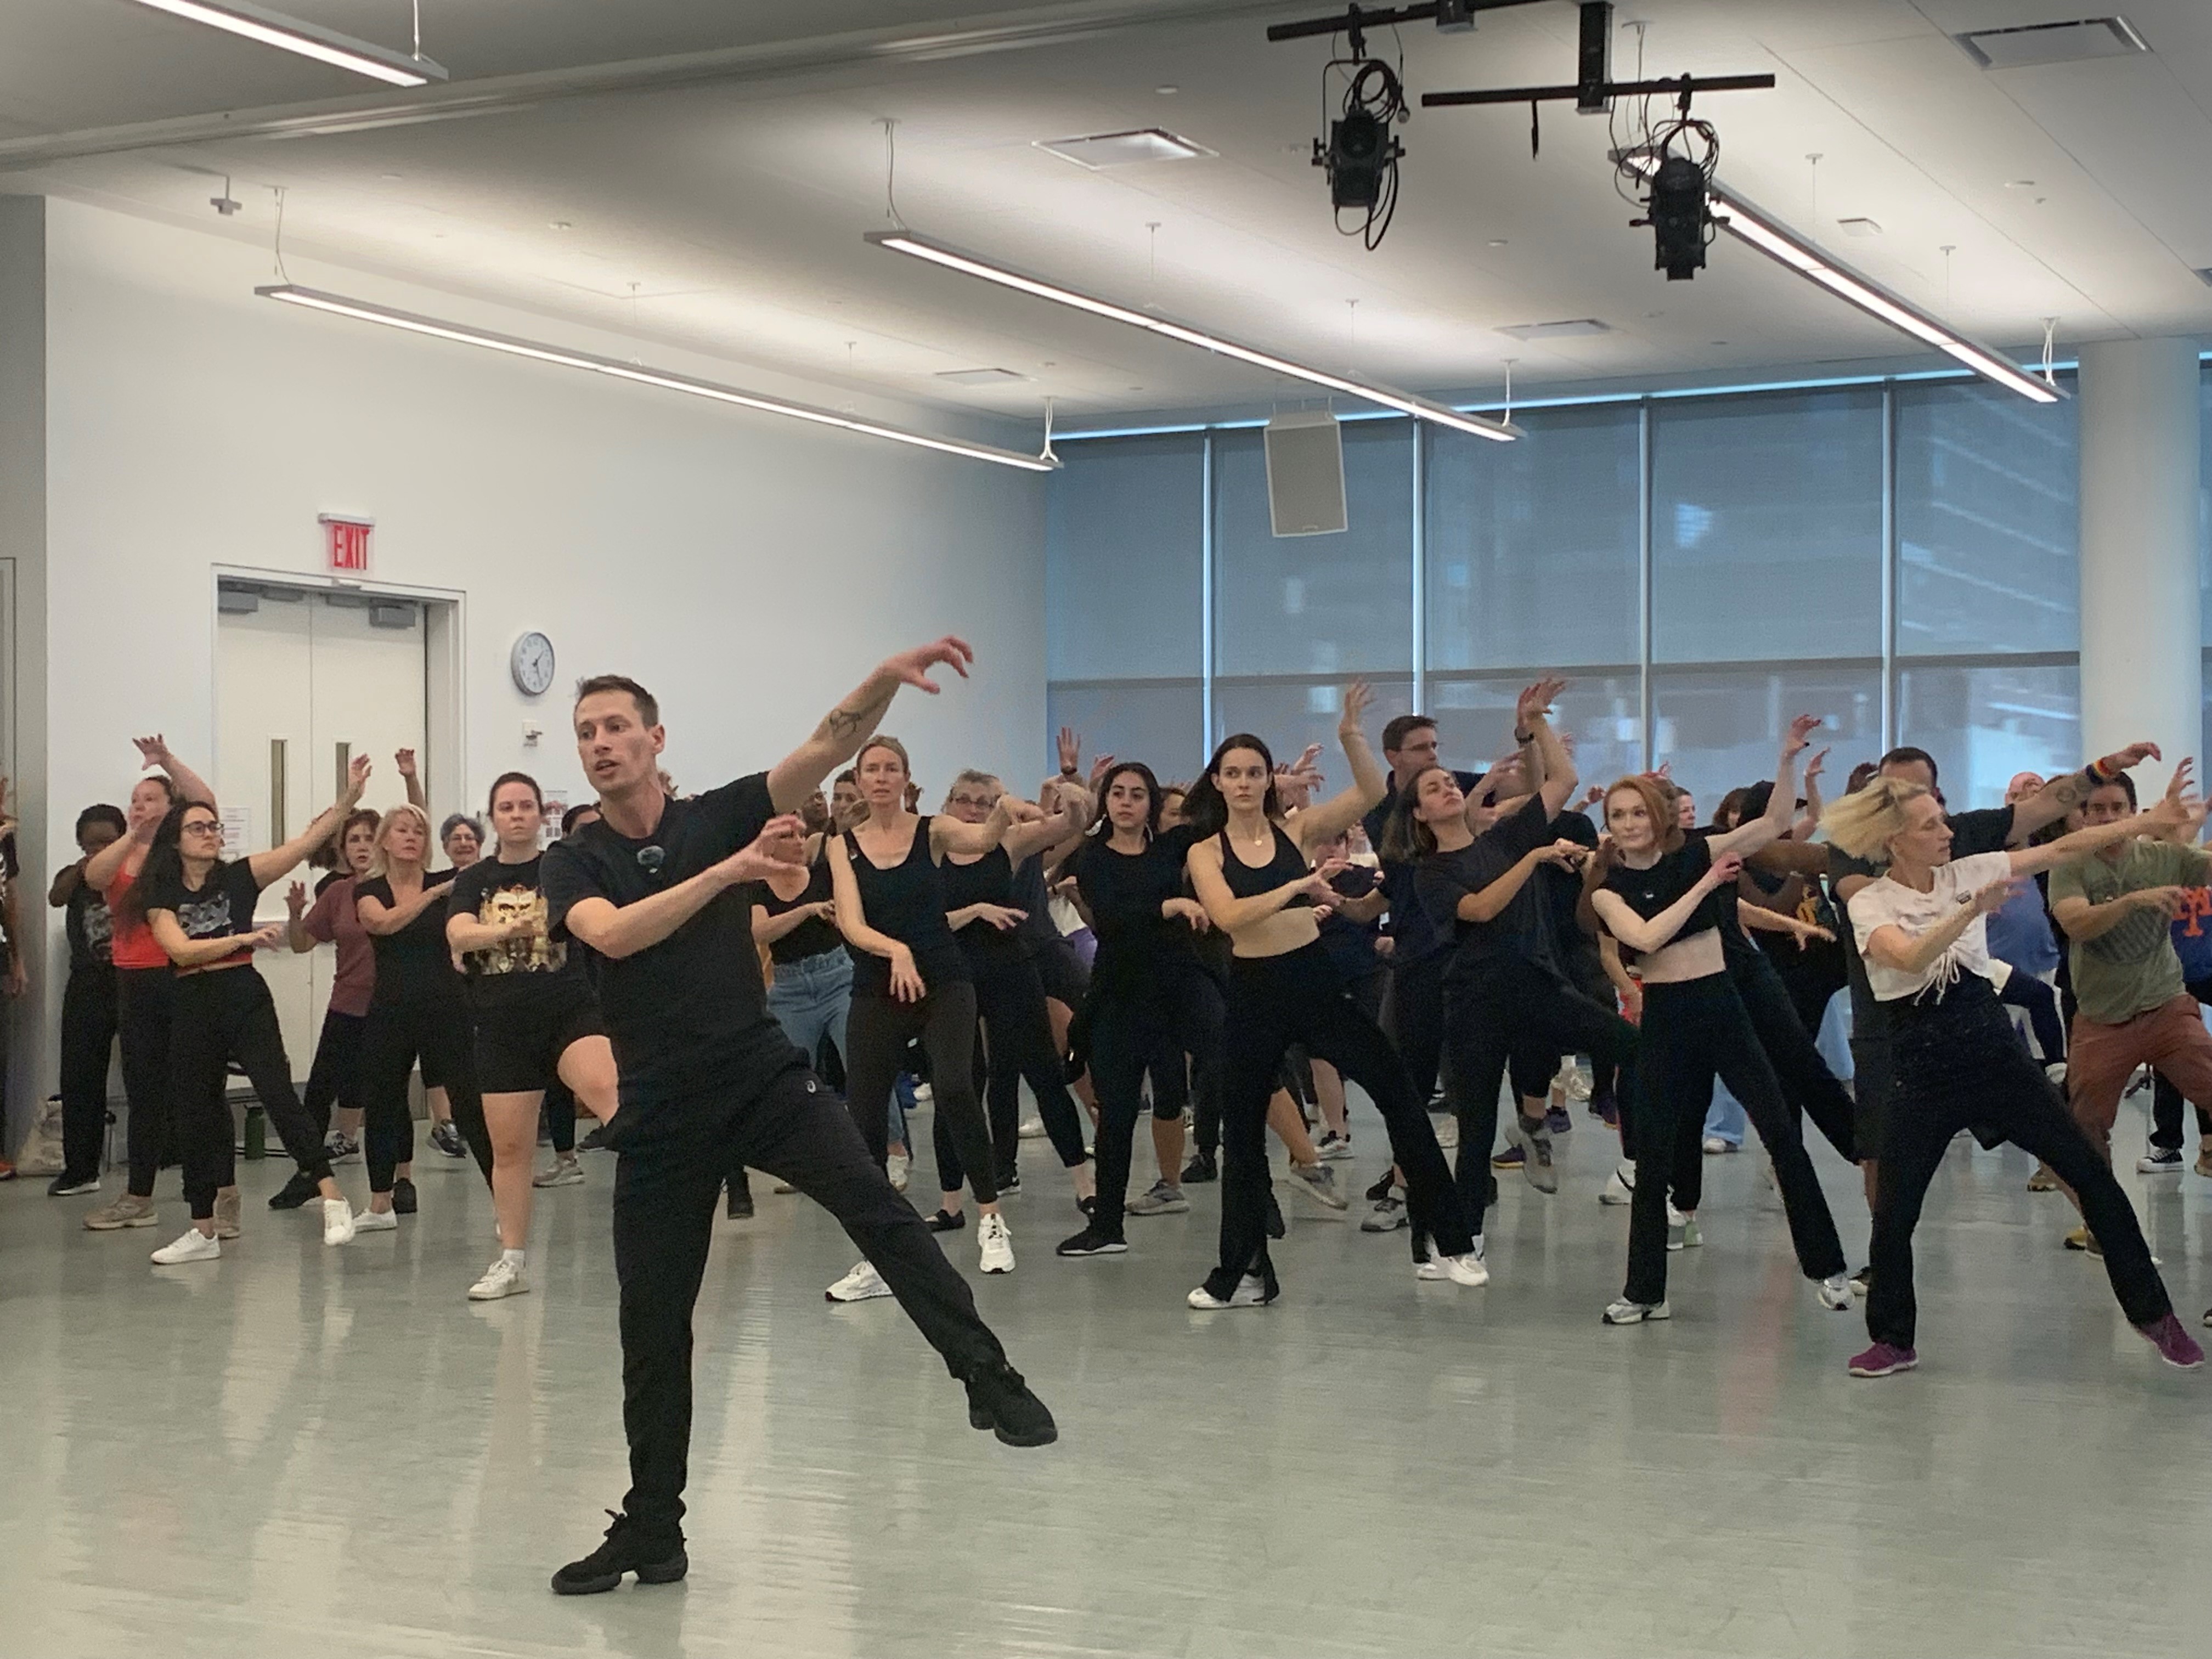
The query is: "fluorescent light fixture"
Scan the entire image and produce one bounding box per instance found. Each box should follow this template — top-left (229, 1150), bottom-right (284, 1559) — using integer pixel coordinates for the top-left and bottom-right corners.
top-left (125, 1), bottom-right (447, 87)
top-left (1618, 157), bottom-right (2061, 403)
top-left (867, 230), bottom-right (1521, 442)
top-left (255, 285), bottom-right (1057, 471)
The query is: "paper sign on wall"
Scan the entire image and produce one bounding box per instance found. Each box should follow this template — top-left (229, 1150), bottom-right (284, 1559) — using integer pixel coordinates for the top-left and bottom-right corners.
top-left (540, 794), bottom-right (568, 850)
top-left (219, 804), bottom-right (252, 854)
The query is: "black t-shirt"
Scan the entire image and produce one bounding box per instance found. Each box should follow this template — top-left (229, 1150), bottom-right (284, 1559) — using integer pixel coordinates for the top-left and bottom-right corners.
top-left (356, 867), bottom-right (462, 1006)
top-left (1364, 769), bottom-right (1483, 967)
top-left (1601, 833), bottom-right (1734, 951)
top-left (1832, 803), bottom-right (2016, 1040)
top-left (542, 772), bottom-right (800, 1107)
top-left (1418, 794), bottom-right (1560, 986)
top-left (448, 854), bottom-right (582, 1010)
top-left (142, 857), bottom-right (266, 969)
top-left (67, 874), bottom-right (116, 973)
top-left (1068, 825), bottom-right (1201, 1002)
top-left (1542, 808), bottom-right (1601, 969)
top-left (1318, 863), bottom-right (1386, 985)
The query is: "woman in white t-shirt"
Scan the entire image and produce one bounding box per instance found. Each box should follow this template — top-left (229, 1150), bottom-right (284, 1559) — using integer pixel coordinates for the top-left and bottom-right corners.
top-left (1824, 774), bottom-right (2202, 1380)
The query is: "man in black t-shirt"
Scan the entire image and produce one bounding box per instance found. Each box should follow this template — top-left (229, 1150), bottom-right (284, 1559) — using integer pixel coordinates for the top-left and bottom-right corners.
top-left (539, 639), bottom-right (1054, 1598)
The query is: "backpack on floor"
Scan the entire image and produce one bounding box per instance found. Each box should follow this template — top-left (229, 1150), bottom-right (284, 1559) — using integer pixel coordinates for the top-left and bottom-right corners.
top-left (13, 1094), bottom-right (66, 1176)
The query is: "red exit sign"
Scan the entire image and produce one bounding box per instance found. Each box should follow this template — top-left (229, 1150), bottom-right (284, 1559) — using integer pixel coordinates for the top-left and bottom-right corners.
top-left (320, 514), bottom-right (374, 572)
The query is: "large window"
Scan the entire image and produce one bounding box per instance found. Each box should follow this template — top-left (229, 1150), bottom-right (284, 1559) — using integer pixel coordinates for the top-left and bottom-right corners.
top-left (1046, 372), bottom-right (2109, 811)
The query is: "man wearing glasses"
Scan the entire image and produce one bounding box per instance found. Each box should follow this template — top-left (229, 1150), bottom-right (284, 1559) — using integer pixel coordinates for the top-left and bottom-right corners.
top-left (541, 638), bottom-right (1056, 1598)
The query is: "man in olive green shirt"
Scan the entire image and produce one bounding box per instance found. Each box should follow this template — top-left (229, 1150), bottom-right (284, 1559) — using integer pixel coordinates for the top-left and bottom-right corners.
top-left (2049, 773), bottom-right (2212, 1189)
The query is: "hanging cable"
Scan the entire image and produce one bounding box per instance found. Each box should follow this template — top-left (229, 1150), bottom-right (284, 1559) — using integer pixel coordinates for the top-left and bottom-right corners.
top-left (1040, 396), bottom-right (1059, 465)
top-left (880, 117), bottom-right (906, 230)
top-left (412, 0), bottom-right (421, 61)
top-left (2041, 317), bottom-right (2059, 385)
top-left (271, 184), bottom-right (290, 281)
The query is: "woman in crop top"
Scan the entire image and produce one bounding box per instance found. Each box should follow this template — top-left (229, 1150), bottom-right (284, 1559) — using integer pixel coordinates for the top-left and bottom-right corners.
top-left (128, 757), bottom-right (374, 1264)
top-left (1181, 683), bottom-right (1480, 1310)
top-left (826, 736), bottom-right (1041, 1289)
top-left (1585, 718), bottom-right (1850, 1328)
top-left (80, 738), bottom-right (219, 1234)
top-left (932, 770), bottom-right (1093, 1221)
top-left (354, 804), bottom-right (490, 1227)
top-left (1822, 773), bottom-right (2202, 1378)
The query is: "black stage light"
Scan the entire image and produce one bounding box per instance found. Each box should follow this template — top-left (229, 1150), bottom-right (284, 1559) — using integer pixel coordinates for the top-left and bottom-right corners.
top-left (1323, 108), bottom-right (1394, 209)
top-left (1648, 153), bottom-right (1711, 280)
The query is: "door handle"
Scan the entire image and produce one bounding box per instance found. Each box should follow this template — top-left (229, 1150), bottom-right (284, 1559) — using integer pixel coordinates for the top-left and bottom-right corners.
top-left (269, 738), bottom-right (287, 845)
top-left (335, 741), bottom-right (351, 802)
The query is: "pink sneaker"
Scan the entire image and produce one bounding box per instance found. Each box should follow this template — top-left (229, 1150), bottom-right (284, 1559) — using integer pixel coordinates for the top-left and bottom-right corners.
top-left (1847, 1341), bottom-right (1918, 1378)
top-left (2137, 1314), bottom-right (2206, 1370)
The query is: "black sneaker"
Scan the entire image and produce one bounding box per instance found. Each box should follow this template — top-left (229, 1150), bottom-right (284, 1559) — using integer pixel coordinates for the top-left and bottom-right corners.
top-left (1363, 1170), bottom-right (1396, 1204)
top-left (578, 1124), bottom-right (611, 1153)
top-left (996, 1171), bottom-right (1022, 1197)
top-left (267, 1170), bottom-right (320, 1210)
top-left (926, 1209), bottom-right (967, 1233)
top-left (47, 1173), bottom-right (100, 1198)
top-left (962, 1362), bottom-right (1058, 1447)
top-left (550, 1510), bottom-right (688, 1596)
top-left (391, 1177), bottom-right (419, 1216)
top-left (1181, 1152), bottom-right (1218, 1184)
top-left (430, 1121), bottom-right (467, 1159)
top-left (1056, 1226), bottom-right (1128, 1257)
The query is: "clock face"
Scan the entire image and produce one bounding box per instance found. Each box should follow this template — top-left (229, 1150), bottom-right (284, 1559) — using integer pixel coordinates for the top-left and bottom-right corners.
top-left (512, 631), bottom-right (555, 697)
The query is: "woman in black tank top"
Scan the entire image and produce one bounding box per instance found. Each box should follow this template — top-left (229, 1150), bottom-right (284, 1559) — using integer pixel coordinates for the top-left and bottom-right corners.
top-left (934, 771), bottom-right (1094, 1217)
top-left (826, 737), bottom-right (1049, 1285)
top-left (1180, 684), bottom-right (1480, 1308)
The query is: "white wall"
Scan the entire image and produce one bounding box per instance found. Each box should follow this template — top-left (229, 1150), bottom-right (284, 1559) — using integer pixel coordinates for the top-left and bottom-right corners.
top-left (17, 196), bottom-right (1047, 1118)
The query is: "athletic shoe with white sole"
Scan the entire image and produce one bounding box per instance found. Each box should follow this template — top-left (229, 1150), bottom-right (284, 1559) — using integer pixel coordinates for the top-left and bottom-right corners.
top-left (1599, 1164), bottom-right (1636, 1206)
top-left (825, 1260), bottom-right (891, 1303)
top-left (534, 1155), bottom-right (584, 1188)
top-left (2138, 1147), bottom-right (2184, 1173)
top-left (1847, 1342), bottom-right (1917, 1378)
top-left (1018, 1115), bottom-right (1045, 1139)
top-left (977, 1212), bottom-right (1015, 1274)
top-left (353, 1207), bottom-right (399, 1233)
top-left (1316, 1132), bottom-right (1353, 1161)
top-left (1186, 1273), bottom-right (1276, 1310)
top-left (1126, 1180), bottom-right (1189, 1216)
top-left (1056, 1226), bottom-right (1128, 1257)
top-left (886, 1152), bottom-right (910, 1193)
top-left (469, 1257), bottom-right (530, 1301)
top-left (1432, 1114), bottom-right (1459, 1152)
top-left (1666, 1210), bottom-right (1702, 1251)
top-left (323, 1131), bottom-right (360, 1165)
top-left (1701, 1136), bottom-right (1737, 1155)
top-left (1361, 1194), bottom-right (1409, 1232)
top-left (321, 1198), bottom-right (356, 1246)
top-left (1818, 1273), bottom-right (1853, 1311)
top-left (1285, 1161), bottom-right (1348, 1210)
top-left (1508, 1114), bottom-right (1559, 1194)
top-left (1602, 1297), bottom-right (1670, 1325)
top-left (84, 1193), bottom-right (157, 1231)
top-left (150, 1228), bottom-right (221, 1266)
top-left (1414, 1252), bottom-right (1490, 1286)
top-left (47, 1174), bottom-right (101, 1198)
top-left (212, 1191), bottom-right (242, 1240)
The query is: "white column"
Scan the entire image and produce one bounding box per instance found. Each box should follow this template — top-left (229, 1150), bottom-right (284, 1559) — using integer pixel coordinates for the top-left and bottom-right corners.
top-left (2078, 337), bottom-right (2202, 770)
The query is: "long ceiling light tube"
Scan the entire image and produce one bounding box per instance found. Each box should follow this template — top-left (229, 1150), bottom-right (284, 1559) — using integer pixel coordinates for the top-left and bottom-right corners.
top-left (255, 285), bottom-right (1058, 471)
top-left (124, 1), bottom-right (448, 86)
top-left (867, 230), bottom-right (1522, 442)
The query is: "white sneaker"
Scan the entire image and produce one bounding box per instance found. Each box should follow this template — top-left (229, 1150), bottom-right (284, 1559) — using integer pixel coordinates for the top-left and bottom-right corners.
top-left (321, 1198), bottom-right (356, 1246)
top-left (826, 1260), bottom-right (891, 1302)
top-left (1818, 1273), bottom-right (1853, 1311)
top-left (1186, 1273), bottom-right (1273, 1310)
top-left (1600, 1164), bottom-right (1636, 1206)
top-left (1018, 1115), bottom-right (1045, 1140)
top-left (1602, 1297), bottom-right (1671, 1325)
top-left (978, 1212), bottom-right (1015, 1274)
top-left (1316, 1131), bottom-right (1354, 1161)
top-left (886, 1151), bottom-right (910, 1193)
top-left (1432, 1114), bottom-right (1459, 1151)
top-left (468, 1257), bottom-right (530, 1301)
top-left (1701, 1136), bottom-right (1736, 1155)
top-left (912, 1082), bottom-right (934, 1104)
top-left (1415, 1251), bottom-right (1491, 1286)
top-left (353, 1207), bottom-right (399, 1233)
top-left (533, 1156), bottom-right (584, 1188)
top-left (150, 1228), bottom-right (220, 1265)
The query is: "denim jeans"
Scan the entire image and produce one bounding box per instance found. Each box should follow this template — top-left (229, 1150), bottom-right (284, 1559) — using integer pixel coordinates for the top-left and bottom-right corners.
top-left (765, 949), bottom-right (908, 1149)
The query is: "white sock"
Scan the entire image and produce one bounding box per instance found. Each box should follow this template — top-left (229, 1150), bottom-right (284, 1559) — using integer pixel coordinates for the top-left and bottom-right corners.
top-left (502, 1248), bottom-right (526, 1269)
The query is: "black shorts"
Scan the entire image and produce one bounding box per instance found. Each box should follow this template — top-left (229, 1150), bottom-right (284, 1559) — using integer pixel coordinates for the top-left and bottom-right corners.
top-left (473, 978), bottom-right (607, 1095)
top-left (1034, 935), bottom-right (1090, 1010)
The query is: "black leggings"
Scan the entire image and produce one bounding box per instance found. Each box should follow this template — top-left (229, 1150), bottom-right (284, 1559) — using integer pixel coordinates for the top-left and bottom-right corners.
top-left (1381, 949), bottom-right (1449, 1108)
top-left (1442, 957), bottom-right (1639, 1235)
top-left (171, 968), bottom-right (332, 1220)
top-left (1088, 970), bottom-right (1224, 1239)
top-left (1624, 974), bottom-right (1848, 1307)
top-left (119, 966), bottom-right (177, 1198)
top-left (1731, 946), bottom-right (1858, 1164)
top-left (1870, 977), bottom-right (2170, 1350)
top-left (951, 950), bottom-right (1087, 1187)
top-left (1210, 943), bottom-right (1468, 1295)
top-left (362, 995), bottom-right (489, 1193)
top-left (845, 983), bottom-right (997, 1205)
top-left (301, 1006), bottom-right (368, 1135)
top-left (58, 963), bottom-right (119, 1184)
top-left (2148, 973), bottom-right (2212, 1152)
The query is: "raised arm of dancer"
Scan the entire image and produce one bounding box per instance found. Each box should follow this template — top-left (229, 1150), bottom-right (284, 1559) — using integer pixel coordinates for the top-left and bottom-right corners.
top-left (2010, 783), bottom-right (2193, 883)
top-left (83, 809), bottom-right (154, 893)
top-left (285, 882), bottom-right (320, 953)
top-left (934, 793), bottom-right (1043, 857)
top-left (1517, 678), bottom-right (1579, 819)
top-left (1001, 781), bottom-right (1091, 861)
top-left (1711, 716), bottom-right (1818, 861)
top-left (1590, 853), bottom-right (1743, 957)
top-left (826, 834), bottom-right (927, 1001)
top-left (766, 637), bottom-right (975, 812)
top-left (1793, 747), bottom-right (1828, 843)
top-left (1293, 682), bottom-right (1388, 850)
top-left (134, 735), bottom-right (216, 809)
top-left (396, 748), bottom-right (428, 813)
top-left (2006, 741), bottom-right (2159, 843)
top-left (1186, 838), bottom-right (1339, 934)
top-left (560, 815), bottom-right (806, 961)
top-left (249, 755), bottom-right (371, 888)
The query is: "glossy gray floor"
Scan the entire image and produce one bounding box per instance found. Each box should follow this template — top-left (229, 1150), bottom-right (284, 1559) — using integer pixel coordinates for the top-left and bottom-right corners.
top-left (4, 1106), bottom-right (2208, 1659)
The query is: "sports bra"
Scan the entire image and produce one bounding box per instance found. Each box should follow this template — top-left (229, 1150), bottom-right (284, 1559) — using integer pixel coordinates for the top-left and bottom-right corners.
top-left (1216, 824), bottom-right (1314, 905)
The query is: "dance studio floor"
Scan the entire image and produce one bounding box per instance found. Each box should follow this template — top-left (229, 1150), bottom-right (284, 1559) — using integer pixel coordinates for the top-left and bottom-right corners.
top-left (4, 1105), bottom-right (2208, 1659)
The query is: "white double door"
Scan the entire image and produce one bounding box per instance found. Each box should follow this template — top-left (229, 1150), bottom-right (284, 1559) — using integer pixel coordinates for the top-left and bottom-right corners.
top-left (215, 589), bottom-right (431, 1070)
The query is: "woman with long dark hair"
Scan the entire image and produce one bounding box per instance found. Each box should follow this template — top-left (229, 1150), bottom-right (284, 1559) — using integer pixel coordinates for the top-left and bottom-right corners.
top-left (1182, 685), bottom-right (1482, 1308)
top-left (131, 760), bottom-right (373, 1262)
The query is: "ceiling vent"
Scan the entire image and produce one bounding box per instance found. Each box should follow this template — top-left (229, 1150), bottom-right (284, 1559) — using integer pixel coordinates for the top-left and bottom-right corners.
top-left (1956, 18), bottom-right (2148, 69)
top-left (1495, 318), bottom-right (1612, 341)
top-left (2194, 268), bottom-right (2212, 288)
top-left (934, 367), bottom-right (1031, 385)
top-left (1035, 128), bottom-right (1215, 168)
top-left (1837, 217), bottom-right (1883, 238)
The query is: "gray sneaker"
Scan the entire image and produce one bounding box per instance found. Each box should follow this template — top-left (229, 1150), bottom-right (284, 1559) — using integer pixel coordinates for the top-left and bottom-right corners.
top-left (1361, 1193), bottom-right (1409, 1232)
top-left (1508, 1114), bottom-right (1559, 1194)
top-left (1285, 1161), bottom-right (1349, 1211)
top-left (84, 1193), bottom-right (157, 1231)
top-left (1125, 1180), bottom-right (1189, 1216)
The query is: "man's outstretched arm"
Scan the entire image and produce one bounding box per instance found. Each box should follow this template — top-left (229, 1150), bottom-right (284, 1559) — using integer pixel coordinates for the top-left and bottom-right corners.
top-left (766, 637), bottom-right (974, 813)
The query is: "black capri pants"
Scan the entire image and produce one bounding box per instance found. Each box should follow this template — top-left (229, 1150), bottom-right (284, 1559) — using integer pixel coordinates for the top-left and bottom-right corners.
top-left (301, 1006), bottom-right (368, 1136)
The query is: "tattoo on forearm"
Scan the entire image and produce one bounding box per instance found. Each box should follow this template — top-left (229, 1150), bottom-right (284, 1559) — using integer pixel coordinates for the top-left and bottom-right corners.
top-left (2045, 773), bottom-right (2090, 810)
top-left (815, 687), bottom-right (894, 747)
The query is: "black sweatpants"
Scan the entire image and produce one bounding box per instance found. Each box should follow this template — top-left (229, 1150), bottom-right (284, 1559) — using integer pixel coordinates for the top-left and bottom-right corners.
top-left (1442, 957), bottom-right (1639, 1237)
top-left (1088, 970), bottom-right (1225, 1240)
top-left (1730, 946), bottom-right (1858, 1165)
top-left (119, 965), bottom-right (177, 1198)
top-left (1870, 977), bottom-right (2171, 1350)
top-left (301, 1006), bottom-right (368, 1136)
top-left (1210, 943), bottom-right (1469, 1295)
top-left (58, 963), bottom-right (119, 1183)
top-left (171, 968), bottom-right (334, 1220)
top-left (611, 1063), bottom-right (1008, 1543)
top-left (1381, 949), bottom-right (1449, 1108)
top-left (845, 983), bottom-right (997, 1204)
top-left (958, 950), bottom-right (1087, 1185)
top-left (1624, 974), bottom-right (1848, 1307)
top-left (361, 994), bottom-right (490, 1192)
top-left (2149, 973), bottom-right (2212, 1153)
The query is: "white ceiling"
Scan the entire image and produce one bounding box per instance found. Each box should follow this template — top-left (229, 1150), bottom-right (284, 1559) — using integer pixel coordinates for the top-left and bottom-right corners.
top-left (4, 0), bottom-right (2210, 422)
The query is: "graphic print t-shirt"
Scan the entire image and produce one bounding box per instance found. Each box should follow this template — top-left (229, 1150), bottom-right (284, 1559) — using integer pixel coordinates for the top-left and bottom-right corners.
top-left (141, 859), bottom-right (266, 970)
top-left (448, 853), bottom-right (578, 1011)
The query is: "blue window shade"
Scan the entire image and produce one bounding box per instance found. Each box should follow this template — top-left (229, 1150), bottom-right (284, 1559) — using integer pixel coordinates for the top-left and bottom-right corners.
top-left (1894, 663), bottom-right (2081, 810)
top-left (1046, 434), bottom-right (1202, 682)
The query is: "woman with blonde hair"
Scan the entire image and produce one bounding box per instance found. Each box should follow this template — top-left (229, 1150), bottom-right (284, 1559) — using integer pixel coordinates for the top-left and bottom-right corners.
top-left (354, 801), bottom-right (490, 1227)
top-left (1824, 769), bottom-right (2202, 1376)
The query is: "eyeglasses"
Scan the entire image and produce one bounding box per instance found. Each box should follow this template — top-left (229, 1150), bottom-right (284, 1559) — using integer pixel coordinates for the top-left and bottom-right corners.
top-left (181, 820), bottom-right (222, 838)
top-left (948, 794), bottom-right (997, 811)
